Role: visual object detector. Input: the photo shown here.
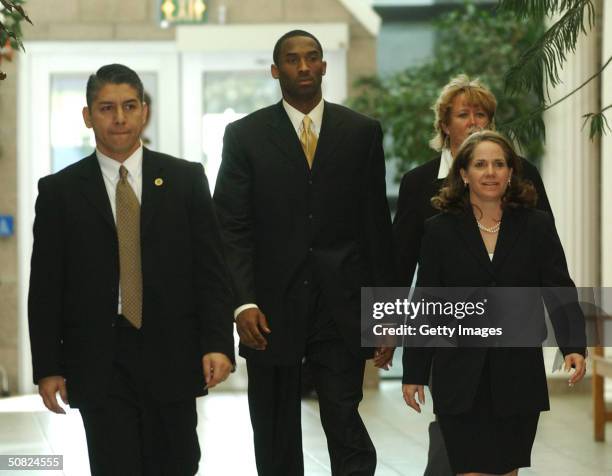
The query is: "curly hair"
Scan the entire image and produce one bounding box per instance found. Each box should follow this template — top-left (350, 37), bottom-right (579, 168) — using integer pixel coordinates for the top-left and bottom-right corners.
top-left (432, 131), bottom-right (537, 213)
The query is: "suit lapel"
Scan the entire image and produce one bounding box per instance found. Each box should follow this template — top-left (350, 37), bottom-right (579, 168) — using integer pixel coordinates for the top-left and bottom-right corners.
top-left (431, 156), bottom-right (446, 190)
top-left (141, 148), bottom-right (165, 238)
top-left (266, 101), bottom-right (308, 171)
top-left (452, 211), bottom-right (496, 278)
top-left (265, 101), bottom-right (346, 175)
top-left (310, 102), bottom-right (345, 177)
top-left (77, 153), bottom-right (115, 231)
top-left (492, 208), bottom-right (526, 271)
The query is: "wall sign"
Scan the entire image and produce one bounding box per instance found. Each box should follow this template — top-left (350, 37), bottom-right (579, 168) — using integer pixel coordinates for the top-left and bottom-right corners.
top-left (0, 215), bottom-right (14, 237)
top-left (160, 0), bottom-right (208, 26)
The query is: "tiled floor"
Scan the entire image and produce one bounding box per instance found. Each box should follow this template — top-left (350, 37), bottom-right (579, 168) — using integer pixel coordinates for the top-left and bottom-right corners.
top-left (0, 380), bottom-right (610, 475)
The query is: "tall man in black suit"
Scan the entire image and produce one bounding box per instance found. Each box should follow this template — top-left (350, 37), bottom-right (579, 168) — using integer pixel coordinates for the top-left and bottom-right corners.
top-left (28, 64), bottom-right (235, 476)
top-left (214, 30), bottom-right (395, 476)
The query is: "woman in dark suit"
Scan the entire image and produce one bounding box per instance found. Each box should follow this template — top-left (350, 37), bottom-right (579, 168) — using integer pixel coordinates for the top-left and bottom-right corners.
top-left (393, 74), bottom-right (552, 288)
top-left (394, 74), bottom-right (553, 476)
top-left (402, 131), bottom-right (586, 476)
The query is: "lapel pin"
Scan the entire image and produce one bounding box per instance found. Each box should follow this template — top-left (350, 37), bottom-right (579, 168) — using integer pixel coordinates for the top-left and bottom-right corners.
top-left (154, 178), bottom-right (163, 187)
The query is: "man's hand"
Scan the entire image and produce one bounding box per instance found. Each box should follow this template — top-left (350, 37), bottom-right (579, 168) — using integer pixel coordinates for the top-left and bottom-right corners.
top-left (373, 346), bottom-right (395, 370)
top-left (564, 353), bottom-right (586, 387)
top-left (402, 384), bottom-right (425, 413)
top-left (202, 353), bottom-right (233, 389)
top-left (236, 308), bottom-right (271, 350)
top-left (38, 376), bottom-right (68, 414)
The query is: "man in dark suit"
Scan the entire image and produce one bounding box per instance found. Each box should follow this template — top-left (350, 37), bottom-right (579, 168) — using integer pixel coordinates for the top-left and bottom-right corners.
top-left (28, 64), bottom-right (235, 476)
top-left (393, 75), bottom-right (553, 476)
top-left (214, 30), bottom-right (395, 476)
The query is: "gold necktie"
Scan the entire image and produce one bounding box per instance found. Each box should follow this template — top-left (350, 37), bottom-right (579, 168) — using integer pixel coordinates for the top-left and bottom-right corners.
top-left (299, 115), bottom-right (318, 169)
top-left (116, 165), bottom-right (142, 329)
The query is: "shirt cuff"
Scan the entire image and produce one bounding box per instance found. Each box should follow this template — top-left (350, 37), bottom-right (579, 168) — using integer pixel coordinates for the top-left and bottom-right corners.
top-left (234, 303), bottom-right (258, 320)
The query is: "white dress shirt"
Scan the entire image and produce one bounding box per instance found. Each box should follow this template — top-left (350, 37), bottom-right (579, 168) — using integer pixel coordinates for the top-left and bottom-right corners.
top-left (282, 97), bottom-right (324, 138)
top-left (233, 99), bottom-right (325, 320)
top-left (96, 145), bottom-right (143, 314)
top-left (437, 148), bottom-right (453, 179)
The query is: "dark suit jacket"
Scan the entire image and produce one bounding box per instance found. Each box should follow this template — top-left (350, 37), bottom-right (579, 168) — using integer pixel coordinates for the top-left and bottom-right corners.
top-left (214, 101), bottom-right (395, 365)
top-left (28, 148), bottom-right (235, 407)
top-left (402, 208), bottom-right (586, 416)
top-left (393, 155), bottom-right (552, 286)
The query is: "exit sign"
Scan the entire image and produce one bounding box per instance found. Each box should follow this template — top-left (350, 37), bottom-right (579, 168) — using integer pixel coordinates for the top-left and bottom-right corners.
top-left (160, 0), bottom-right (208, 26)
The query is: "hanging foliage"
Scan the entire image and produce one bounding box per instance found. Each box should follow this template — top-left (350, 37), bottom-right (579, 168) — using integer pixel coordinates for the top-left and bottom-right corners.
top-left (498, 0), bottom-right (610, 140)
top-left (348, 2), bottom-right (544, 179)
top-left (0, 0), bottom-right (32, 81)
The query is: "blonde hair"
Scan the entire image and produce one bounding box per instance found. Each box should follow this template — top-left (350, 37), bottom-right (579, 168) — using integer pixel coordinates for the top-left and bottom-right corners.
top-left (429, 74), bottom-right (497, 152)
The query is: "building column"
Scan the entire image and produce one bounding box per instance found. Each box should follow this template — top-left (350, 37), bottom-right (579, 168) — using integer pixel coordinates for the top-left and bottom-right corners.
top-left (542, 14), bottom-right (601, 289)
top-left (601, 0), bottom-right (612, 288)
top-left (541, 5), bottom-right (602, 385)
top-left (599, 0), bottom-right (612, 401)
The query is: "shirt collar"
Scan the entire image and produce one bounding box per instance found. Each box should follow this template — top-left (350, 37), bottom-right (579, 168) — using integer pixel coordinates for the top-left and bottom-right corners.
top-left (282, 98), bottom-right (324, 135)
top-left (97, 144), bottom-right (143, 182)
top-left (437, 148), bottom-right (453, 179)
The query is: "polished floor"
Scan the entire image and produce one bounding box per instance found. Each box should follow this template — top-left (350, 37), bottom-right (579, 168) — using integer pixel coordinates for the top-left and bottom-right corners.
top-left (0, 377), bottom-right (610, 476)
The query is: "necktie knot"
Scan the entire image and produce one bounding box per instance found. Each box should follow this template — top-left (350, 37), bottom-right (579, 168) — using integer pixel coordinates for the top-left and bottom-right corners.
top-left (300, 116), bottom-right (317, 169)
top-left (119, 165), bottom-right (129, 182)
top-left (302, 115), bottom-right (313, 131)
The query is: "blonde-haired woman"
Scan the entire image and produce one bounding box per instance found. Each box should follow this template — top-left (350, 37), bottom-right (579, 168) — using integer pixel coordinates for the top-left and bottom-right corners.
top-left (393, 74), bottom-right (551, 286)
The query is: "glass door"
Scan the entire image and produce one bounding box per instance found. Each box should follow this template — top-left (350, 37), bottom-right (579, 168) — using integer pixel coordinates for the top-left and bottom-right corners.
top-left (49, 73), bottom-right (159, 173)
top-left (17, 42), bottom-right (180, 393)
top-left (181, 49), bottom-right (347, 191)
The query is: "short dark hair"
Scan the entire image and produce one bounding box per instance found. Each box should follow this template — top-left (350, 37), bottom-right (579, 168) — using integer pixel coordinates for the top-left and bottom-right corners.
top-left (86, 64), bottom-right (144, 108)
top-left (273, 30), bottom-right (323, 65)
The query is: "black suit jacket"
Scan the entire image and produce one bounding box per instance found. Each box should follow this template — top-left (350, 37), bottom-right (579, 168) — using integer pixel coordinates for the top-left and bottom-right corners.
top-left (393, 155), bottom-right (552, 286)
top-left (402, 208), bottom-right (586, 416)
top-left (214, 101), bottom-right (395, 365)
top-left (28, 148), bottom-right (235, 407)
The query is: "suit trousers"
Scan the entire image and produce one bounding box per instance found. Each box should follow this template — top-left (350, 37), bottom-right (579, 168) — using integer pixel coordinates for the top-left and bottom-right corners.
top-left (79, 323), bottom-right (200, 476)
top-left (246, 284), bottom-right (376, 476)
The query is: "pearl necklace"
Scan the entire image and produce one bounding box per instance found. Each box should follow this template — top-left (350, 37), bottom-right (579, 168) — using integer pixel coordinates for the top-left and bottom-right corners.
top-left (477, 220), bottom-right (500, 233)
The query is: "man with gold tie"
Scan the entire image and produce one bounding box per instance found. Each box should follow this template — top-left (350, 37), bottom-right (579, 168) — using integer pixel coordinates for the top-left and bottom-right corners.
top-left (214, 31), bottom-right (396, 476)
top-left (28, 64), bottom-right (234, 475)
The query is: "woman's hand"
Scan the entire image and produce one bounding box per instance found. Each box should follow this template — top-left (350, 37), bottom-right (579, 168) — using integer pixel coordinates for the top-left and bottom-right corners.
top-left (402, 384), bottom-right (425, 413)
top-left (564, 353), bottom-right (586, 386)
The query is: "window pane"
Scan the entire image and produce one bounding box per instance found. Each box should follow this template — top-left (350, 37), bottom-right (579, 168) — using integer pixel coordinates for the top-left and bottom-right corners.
top-left (50, 75), bottom-right (93, 173)
top-left (202, 71), bottom-right (280, 188)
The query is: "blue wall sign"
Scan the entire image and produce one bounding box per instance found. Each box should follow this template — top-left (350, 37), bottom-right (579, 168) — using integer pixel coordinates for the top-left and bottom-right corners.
top-left (0, 215), bottom-right (14, 237)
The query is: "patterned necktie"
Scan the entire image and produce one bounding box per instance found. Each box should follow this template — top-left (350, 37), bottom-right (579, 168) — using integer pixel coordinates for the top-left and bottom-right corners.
top-left (299, 115), bottom-right (318, 169)
top-left (116, 165), bottom-right (142, 329)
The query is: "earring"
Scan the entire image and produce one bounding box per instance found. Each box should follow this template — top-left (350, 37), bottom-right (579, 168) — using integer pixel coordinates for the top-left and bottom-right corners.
top-left (507, 178), bottom-right (511, 185)
top-left (464, 181), bottom-right (468, 188)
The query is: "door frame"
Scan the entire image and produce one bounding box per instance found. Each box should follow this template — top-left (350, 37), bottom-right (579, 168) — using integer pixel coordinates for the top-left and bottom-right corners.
top-left (17, 42), bottom-right (180, 392)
